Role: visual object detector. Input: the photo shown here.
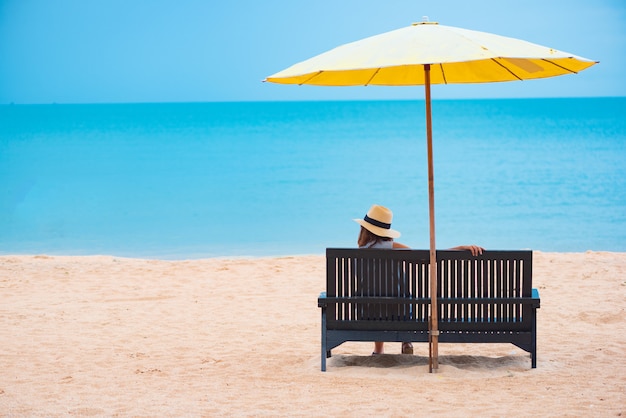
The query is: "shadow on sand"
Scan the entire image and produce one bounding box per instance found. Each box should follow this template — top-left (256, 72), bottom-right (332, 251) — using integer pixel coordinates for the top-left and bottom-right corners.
top-left (330, 353), bottom-right (530, 371)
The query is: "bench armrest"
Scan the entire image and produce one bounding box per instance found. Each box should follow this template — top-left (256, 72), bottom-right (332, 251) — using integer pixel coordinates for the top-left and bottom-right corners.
top-left (532, 288), bottom-right (541, 308)
top-left (318, 291), bottom-right (327, 308)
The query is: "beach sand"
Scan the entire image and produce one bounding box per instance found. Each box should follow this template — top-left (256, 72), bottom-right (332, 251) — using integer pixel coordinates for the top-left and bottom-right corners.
top-left (0, 251), bottom-right (624, 417)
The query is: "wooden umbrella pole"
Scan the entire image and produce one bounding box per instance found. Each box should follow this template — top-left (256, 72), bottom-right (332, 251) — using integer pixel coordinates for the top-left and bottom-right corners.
top-left (424, 64), bottom-right (439, 372)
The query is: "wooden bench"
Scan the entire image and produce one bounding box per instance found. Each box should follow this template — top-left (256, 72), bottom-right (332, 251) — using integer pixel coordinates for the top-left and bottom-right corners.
top-left (318, 248), bottom-right (540, 371)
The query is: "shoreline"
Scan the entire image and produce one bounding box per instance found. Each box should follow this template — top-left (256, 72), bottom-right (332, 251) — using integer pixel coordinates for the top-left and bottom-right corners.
top-left (1, 251), bottom-right (624, 416)
top-left (2, 248), bottom-right (625, 261)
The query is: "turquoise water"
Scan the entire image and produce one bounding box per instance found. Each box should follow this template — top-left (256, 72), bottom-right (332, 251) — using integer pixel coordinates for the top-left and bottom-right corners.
top-left (1, 98), bottom-right (625, 258)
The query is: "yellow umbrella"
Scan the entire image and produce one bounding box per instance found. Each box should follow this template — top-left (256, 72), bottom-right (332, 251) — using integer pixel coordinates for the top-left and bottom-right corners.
top-left (265, 21), bottom-right (596, 85)
top-left (264, 21), bottom-right (597, 372)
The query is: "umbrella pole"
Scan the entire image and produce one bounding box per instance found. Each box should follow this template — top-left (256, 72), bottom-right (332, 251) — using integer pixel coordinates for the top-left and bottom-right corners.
top-left (424, 64), bottom-right (439, 372)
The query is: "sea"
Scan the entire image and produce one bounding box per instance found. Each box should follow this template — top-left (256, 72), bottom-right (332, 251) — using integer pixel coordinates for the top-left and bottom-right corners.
top-left (1, 97), bottom-right (625, 259)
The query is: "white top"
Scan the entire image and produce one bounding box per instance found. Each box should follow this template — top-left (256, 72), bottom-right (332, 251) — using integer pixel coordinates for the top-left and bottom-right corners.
top-left (360, 240), bottom-right (394, 249)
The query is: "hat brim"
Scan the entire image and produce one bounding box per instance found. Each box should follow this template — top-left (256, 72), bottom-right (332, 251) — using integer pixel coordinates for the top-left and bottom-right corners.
top-left (354, 219), bottom-right (401, 239)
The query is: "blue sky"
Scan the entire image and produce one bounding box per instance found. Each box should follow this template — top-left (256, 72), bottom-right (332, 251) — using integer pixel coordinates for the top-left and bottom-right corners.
top-left (1, 0), bottom-right (624, 104)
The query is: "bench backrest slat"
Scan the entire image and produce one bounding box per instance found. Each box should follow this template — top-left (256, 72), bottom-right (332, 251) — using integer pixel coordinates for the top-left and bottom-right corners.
top-left (436, 254), bottom-right (532, 323)
top-left (326, 248), bottom-right (533, 328)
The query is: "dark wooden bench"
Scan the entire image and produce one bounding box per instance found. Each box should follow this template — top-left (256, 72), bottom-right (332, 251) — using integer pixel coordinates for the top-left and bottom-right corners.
top-left (318, 248), bottom-right (540, 371)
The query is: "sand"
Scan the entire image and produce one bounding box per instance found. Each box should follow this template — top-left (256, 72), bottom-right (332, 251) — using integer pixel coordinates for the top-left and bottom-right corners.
top-left (0, 251), bottom-right (624, 417)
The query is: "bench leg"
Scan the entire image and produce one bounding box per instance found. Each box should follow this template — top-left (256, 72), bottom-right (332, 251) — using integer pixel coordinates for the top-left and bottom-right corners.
top-left (532, 307), bottom-right (538, 368)
top-left (321, 308), bottom-right (327, 372)
top-left (531, 335), bottom-right (537, 368)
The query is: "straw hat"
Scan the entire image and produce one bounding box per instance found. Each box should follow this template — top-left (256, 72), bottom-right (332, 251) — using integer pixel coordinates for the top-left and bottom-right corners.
top-left (354, 204), bottom-right (401, 238)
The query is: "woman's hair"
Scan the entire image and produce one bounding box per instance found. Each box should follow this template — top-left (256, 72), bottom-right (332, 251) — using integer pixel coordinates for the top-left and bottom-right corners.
top-left (358, 226), bottom-right (392, 247)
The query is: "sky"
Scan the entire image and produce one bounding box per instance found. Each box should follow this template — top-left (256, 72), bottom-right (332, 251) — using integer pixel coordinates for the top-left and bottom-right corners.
top-left (1, 0), bottom-right (624, 104)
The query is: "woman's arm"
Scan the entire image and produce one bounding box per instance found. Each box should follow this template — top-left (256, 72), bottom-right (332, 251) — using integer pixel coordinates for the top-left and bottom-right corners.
top-left (449, 245), bottom-right (484, 256)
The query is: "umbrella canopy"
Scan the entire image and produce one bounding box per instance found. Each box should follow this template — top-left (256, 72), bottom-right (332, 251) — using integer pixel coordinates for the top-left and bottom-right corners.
top-left (264, 21), bottom-right (597, 372)
top-left (265, 21), bottom-right (597, 86)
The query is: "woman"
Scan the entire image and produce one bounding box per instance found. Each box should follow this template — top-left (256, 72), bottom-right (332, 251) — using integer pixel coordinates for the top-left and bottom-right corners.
top-left (355, 204), bottom-right (484, 355)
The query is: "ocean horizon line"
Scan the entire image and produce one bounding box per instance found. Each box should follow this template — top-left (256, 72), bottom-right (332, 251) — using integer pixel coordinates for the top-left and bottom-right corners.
top-left (3, 95), bottom-right (625, 107)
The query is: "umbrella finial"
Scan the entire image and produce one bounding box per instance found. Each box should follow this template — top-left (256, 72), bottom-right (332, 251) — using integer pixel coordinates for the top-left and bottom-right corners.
top-left (412, 17), bottom-right (438, 26)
